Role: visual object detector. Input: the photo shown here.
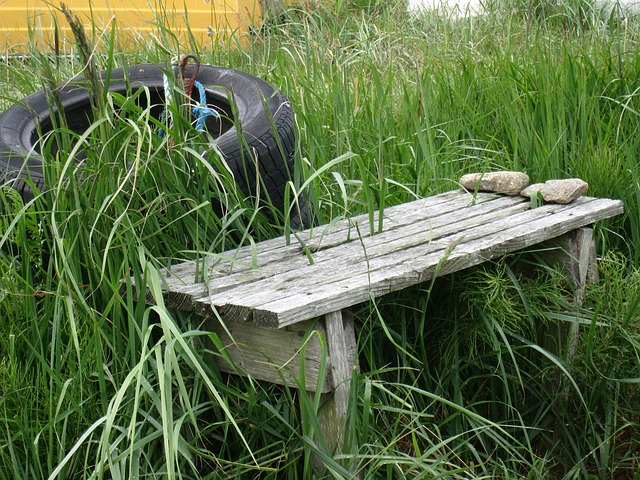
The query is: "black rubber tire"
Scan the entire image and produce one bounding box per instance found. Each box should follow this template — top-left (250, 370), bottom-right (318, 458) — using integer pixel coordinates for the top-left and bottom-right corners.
top-left (0, 63), bottom-right (309, 226)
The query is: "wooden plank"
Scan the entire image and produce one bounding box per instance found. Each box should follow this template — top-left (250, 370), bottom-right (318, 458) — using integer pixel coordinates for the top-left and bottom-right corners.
top-left (303, 190), bottom-right (498, 251)
top-left (192, 196), bottom-right (622, 326)
top-left (198, 196), bottom-right (526, 297)
top-left (157, 193), bottom-right (526, 311)
top-left (155, 189), bottom-right (489, 302)
top-left (201, 316), bottom-right (357, 393)
top-left (191, 197), bottom-right (531, 321)
top-left (315, 311), bottom-right (356, 453)
top-left (165, 189), bottom-right (470, 277)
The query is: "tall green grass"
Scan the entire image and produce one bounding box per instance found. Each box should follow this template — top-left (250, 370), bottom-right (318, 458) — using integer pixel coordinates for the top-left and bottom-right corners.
top-left (1, 0), bottom-right (639, 478)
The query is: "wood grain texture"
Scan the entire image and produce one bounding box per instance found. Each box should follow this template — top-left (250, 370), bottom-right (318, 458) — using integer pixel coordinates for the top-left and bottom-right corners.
top-left (134, 191), bottom-right (623, 328)
top-left (315, 311), bottom-right (357, 453)
top-left (202, 316), bottom-right (358, 393)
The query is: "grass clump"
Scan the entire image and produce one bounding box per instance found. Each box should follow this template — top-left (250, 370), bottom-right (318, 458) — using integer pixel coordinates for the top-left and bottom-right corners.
top-left (0, 1), bottom-right (639, 478)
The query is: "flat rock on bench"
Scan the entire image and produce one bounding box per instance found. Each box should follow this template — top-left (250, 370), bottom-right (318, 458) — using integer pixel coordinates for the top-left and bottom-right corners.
top-left (460, 171), bottom-right (530, 195)
top-left (521, 178), bottom-right (589, 204)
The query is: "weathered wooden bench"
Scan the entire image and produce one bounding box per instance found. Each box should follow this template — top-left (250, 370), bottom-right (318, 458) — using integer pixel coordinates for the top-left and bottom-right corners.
top-left (138, 189), bottom-right (623, 457)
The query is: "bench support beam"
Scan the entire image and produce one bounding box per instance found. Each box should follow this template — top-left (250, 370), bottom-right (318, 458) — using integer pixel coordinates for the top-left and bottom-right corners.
top-left (548, 227), bottom-right (598, 306)
top-left (540, 227), bottom-right (598, 358)
top-left (559, 227), bottom-right (598, 360)
top-left (316, 310), bottom-right (356, 455)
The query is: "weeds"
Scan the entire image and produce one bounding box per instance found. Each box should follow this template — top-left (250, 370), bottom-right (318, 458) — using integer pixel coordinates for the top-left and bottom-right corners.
top-left (0, 0), bottom-right (639, 478)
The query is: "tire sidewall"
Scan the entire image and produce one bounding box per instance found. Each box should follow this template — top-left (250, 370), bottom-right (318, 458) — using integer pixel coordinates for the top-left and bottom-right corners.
top-left (0, 64), bottom-right (295, 206)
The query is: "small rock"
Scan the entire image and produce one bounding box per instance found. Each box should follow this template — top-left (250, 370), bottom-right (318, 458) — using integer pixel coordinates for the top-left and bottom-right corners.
top-left (520, 178), bottom-right (589, 204)
top-left (460, 171), bottom-right (530, 196)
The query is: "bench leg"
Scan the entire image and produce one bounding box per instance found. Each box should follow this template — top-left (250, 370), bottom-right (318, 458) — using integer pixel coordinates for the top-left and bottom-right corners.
top-left (552, 227), bottom-right (598, 306)
top-left (316, 310), bottom-right (356, 454)
top-left (305, 310), bottom-right (359, 476)
top-left (541, 227), bottom-right (598, 358)
top-left (563, 227), bottom-right (597, 361)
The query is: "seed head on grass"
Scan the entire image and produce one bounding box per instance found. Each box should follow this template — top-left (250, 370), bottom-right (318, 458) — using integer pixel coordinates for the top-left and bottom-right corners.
top-left (60, 2), bottom-right (103, 114)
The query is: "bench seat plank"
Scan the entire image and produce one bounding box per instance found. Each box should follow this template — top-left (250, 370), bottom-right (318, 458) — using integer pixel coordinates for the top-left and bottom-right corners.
top-left (153, 190), bottom-right (623, 328)
top-left (157, 190), bottom-right (511, 308)
top-left (167, 194), bottom-right (525, 304)
top-left (158, 189), bottom-right (485, 299)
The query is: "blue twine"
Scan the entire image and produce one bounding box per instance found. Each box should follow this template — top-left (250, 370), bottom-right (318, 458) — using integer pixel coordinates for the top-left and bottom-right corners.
top-left (192, 80), bottom-right (219, 133)
top-left (157, 78), bottom-right (219, 138)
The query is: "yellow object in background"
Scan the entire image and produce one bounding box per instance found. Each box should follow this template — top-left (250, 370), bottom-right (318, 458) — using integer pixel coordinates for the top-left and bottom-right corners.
top-left (0, 0), bottom-right (265, 51)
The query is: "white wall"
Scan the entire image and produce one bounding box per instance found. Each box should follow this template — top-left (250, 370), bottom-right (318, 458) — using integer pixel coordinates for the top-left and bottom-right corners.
top-left (408, 0), bottom-right (640, 18)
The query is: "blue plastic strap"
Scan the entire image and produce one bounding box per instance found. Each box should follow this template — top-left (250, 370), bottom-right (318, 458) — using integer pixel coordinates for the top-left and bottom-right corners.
top-left (157, 79), bottom-right (218, 138)
top-left (192, 80), bottom-right (219, 132)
